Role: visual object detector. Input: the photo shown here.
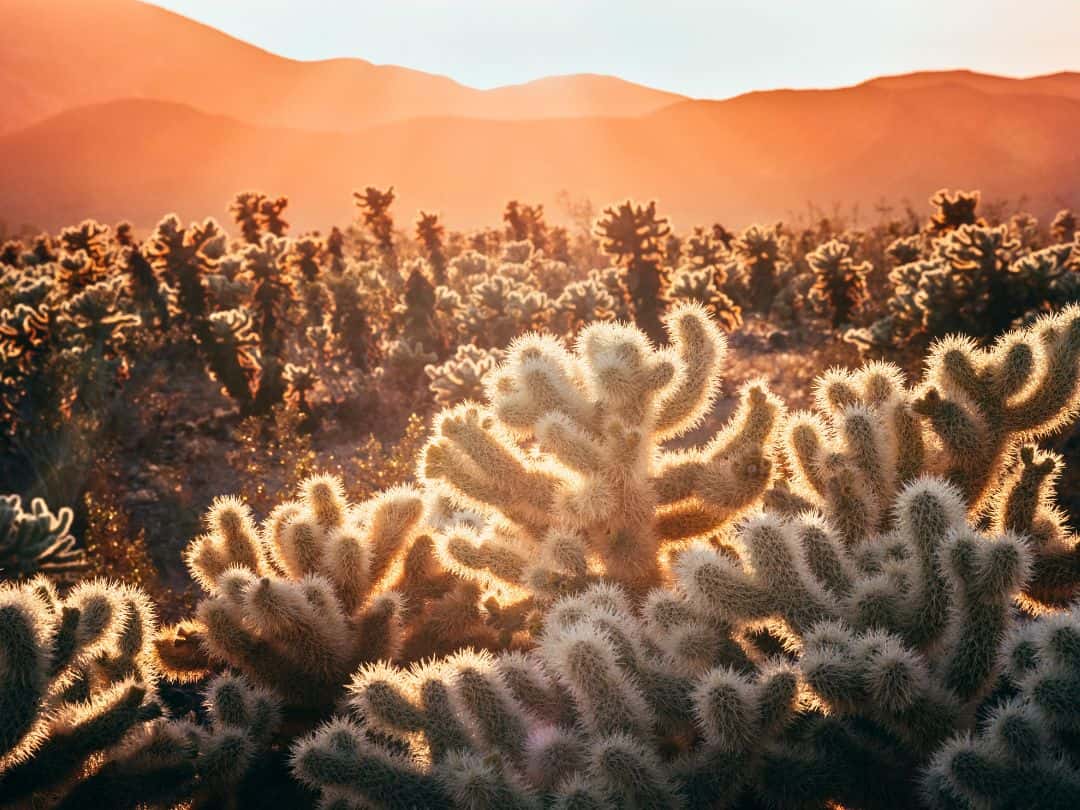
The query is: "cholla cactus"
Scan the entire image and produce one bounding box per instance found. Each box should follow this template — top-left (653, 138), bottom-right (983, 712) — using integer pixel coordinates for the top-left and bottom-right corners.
top-left (377, 338), bottom-right (438, 393)
top-left (162, 476), bottom-right (460, 709)
top-left (887, 233), bottom-right (925, 266)
top-left (683, 225), bottom-right (729, 269)
top-left (422, 303), bottom-right (782, 602)
top-left (806, 239), bottom-right (870, 328)
top-left (62, 277), bottom-right (141, 356)
top-left (928, 188), bottom-right (982, 233)
top-left (552, 276), bottom-right (617, 335)
top-left (1050, 208), bottom-right (1077, 244)
top-left (293, 586), bottom-right (692, 809)
top-left (922, 608), bottom-right (1080, 808)
top-left (666, 264), bottom-right (742, 332)
top-left (594, 200), bottom-right (672, 343)
top-left (58, 673), bottom-right (281, 809)
top-left (59, 220), bottom-right (112, 268)
top-left (732, 223), bottom-right (789, 314)
top-left (146, 215), bottom-right (227, 322)
top-left (287, 236), bottom-right (325, 283)
top-left (503, 201), bottom-right (548, 250)
top-left (417, 211), bottom-right (449, 285)
top-left (230, 191), bottom-right (289, 243)
top-left (456, 272), bottom-right (552, 349)
top-left (0, 577), bottom-right (162, 804)
top-left (425, 344), bottom-right (504, 407)
top-left (354, 186), bottom-right (397, 269)
top-left (448, 250), bottom-right (492, 288)
top-left (242, 235), bottom-right (294, 354)
top-left (198, 308), bottom-right (259, 405)
top-left (851, 226), bottom-right (1079, 350)
top-left (787, 307), bottom-right (1080, 545)
top-left (0, 494), bottom-right (86, 582)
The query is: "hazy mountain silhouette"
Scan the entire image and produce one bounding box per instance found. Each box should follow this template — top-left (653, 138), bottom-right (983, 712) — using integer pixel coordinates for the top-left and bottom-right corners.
top-left (1, 78), bottom-right (1076, 232)
top-left (0, 0), bottom-right (1076, 232)
top-left (0, 0), bottom-right (685, 135)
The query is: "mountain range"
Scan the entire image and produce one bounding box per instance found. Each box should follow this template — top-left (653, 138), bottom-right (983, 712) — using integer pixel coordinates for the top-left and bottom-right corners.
top-left (0, 0), bottom-right (1076, 232)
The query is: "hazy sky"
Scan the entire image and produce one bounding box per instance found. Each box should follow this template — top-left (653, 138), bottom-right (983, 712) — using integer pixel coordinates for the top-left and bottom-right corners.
top-left (147, 1), bottom-right (1080, 98)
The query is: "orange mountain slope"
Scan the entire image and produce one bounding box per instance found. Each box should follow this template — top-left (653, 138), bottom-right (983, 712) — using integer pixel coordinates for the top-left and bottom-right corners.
top-left (0, 0), bottom-right (685, 135)
top-left (1, 79), bottom-right (1076, 233)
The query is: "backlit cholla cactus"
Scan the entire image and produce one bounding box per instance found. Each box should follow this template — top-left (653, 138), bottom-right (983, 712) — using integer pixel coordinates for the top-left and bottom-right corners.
top-left (1050, 208), bottom-right (1077, 244)
top-left (447, 250), bottom-right (492, 289)
top-left (850, 226), bottom-right (1079, 350)
top-left (887, 233), bottom-right (925, 266)
top-left (0, 494), bottom-right (86, 582)
top-left (806, 238), bottom-right (870, 328)
top-left (160, 475), bottom-right (471, 709)
top-left (146, 215), bottom-right (227, 322)
top-left (594, 200), bottom-right (671, 343)
top-left (421, 302), bottom-right (782, 604)
top-left (197, 308), bottom-right (260, 405)
top-left (927, 188), bottom-right (982, 234)
top-left (922, 607), bottom-right (1080, 808)
top-left (425, 344), bottom-right (504, 407)
top-left (732, 223), bottom-right (789, 314)
top-left (293, 585), bottom-right (697, 809)
top-left (455, 272), bottom-right (552, 349)
top-left (354, 186), bottom-right (398, 271)
top-left (552, 276), bottom-right (617, 336)
top-left (59, 673), bottom-right (281, 809)
top-left (666, 264), bottom-right (742, 332)
top-left (0, 577), bottom-right (162, 804)
top-left (416, 211), bottom-right (449, 285)
top-left (781, 307), bottom-right (1080, 562)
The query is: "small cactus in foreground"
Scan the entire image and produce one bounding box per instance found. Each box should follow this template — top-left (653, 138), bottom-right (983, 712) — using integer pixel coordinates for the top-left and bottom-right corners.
top-left (0, 577), bottom-right (162, 804)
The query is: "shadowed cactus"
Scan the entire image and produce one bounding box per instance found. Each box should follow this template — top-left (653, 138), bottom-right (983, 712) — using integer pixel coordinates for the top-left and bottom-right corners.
top-left (807, 239), bottom-right (870, 328)
top-left (0, 494), bottom-right (86, 582)
top-left (594, 200), bottom-right (672, 343)
top-left (0, 577), bottom-right (162, 804)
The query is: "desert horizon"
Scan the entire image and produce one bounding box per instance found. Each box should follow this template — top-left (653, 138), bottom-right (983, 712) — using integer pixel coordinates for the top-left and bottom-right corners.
top-left (2, 0), bottom-right (1079, 233)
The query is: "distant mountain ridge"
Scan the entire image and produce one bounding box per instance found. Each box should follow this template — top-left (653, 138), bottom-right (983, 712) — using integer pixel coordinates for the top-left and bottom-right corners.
top-left (0, 0), bottom-right (685, 135)
top-left (1, 79), bottom-right (1076, 232)
top-left (0, 0), bottom-right (1076, 232)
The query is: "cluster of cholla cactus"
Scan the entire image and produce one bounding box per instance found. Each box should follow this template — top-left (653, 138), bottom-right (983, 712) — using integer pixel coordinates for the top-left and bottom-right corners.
top-left (157, 474), bottom-right (511, 712)
top-left (4, 214), bottom-right (1080, 806)
top-left (850, 192), bottom-right (1080, 351)
top-left (290, 303), bottom-right (1080, 809)
top-left (0, 494), bottom-right (86, 582)
top-left (0, 570), bottom-right (283, 807)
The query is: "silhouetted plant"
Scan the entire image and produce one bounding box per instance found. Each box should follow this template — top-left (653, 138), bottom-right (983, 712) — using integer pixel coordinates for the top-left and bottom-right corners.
top-left (417, 211), bottom-right (449, 285)
top-left (807, 238), bottom-right (871, 328)
top-left (927, 188), bottom-right (983, 233)
top-left (354, 186), bottom-right (397, 269)
top-left (594, 200), bottom-right (672, 343)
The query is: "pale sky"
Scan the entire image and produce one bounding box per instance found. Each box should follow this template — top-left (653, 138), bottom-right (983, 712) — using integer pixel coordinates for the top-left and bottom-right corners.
top-left (146, 1), bottom-right (1080, 99)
